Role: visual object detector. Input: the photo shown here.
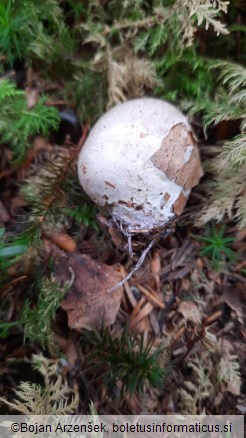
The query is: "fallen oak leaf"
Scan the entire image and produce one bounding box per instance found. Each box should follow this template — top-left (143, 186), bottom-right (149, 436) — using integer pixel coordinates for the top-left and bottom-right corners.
top-left (53, 251), bottom-right (123, 330)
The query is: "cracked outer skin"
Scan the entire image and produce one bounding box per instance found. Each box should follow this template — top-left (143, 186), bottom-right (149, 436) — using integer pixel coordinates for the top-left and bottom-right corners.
top-left (78, 98), bottom-right (203, 233)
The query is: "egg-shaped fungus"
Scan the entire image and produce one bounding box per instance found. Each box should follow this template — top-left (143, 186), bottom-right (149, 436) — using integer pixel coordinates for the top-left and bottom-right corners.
top-left (78, 98), bottom-right (203, 235)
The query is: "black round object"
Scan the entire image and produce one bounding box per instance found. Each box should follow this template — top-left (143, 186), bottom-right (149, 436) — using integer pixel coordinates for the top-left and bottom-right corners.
top-left (13, 59), bottom-right (26, 89)
top-left (54, 109), bottom-right (82, 144)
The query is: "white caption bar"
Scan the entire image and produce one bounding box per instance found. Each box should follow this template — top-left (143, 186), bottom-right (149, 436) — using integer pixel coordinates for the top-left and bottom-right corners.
top-left (0, 415), bottom-right (244, 437)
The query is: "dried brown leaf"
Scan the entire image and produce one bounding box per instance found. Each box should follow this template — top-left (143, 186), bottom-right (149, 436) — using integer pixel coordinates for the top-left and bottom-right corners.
top-left (53, 252), bottom-right (123, 330)
top-left (223, 282), bottom-right (245, 324)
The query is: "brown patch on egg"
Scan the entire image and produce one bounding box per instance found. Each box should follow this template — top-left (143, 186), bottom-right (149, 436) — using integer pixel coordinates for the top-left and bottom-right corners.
top-left (118, 199), bottom-right (135, 208)
top-left (175, 147), bottom-right (204, 190)
top-left (164, 192), bottom-right (170, 201)
top-left (151, 123), bottom-right (187, 178)
top-left (105, 180), bottom-right (116, 189)
top-left (151, 124), bottom-right (203, 190)
top-left (173, 192), bottom-right (187, 215)
top-left (82, 164), bottom-right (87, 175)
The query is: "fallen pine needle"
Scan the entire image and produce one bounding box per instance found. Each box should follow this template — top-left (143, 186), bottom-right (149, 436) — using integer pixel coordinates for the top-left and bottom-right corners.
top-left (204, 310), bottom-right (223, 326)
top-left (129, 302), bottom-right (153, 329)
top-left (130, 297), bottom-right (145, 321)
top-left (120, 265), bottom-right (137, 308)
top-left (137, 284), bottom-right (165, 309)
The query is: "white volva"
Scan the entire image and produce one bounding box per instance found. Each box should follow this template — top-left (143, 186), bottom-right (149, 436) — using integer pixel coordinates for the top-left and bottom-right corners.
top-left (78, 98), bottom-right (203, 233)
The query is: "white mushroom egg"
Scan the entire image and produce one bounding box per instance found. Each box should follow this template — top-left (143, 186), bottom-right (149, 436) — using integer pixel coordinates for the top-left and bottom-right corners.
top-left (78, 98), bottom-right (203, 234)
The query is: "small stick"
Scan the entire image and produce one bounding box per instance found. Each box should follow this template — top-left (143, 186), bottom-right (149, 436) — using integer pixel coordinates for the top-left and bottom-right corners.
top-left (173, 325), bottom-right (186, 341)
top-left (203, 310), bottom-right (222, 326)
